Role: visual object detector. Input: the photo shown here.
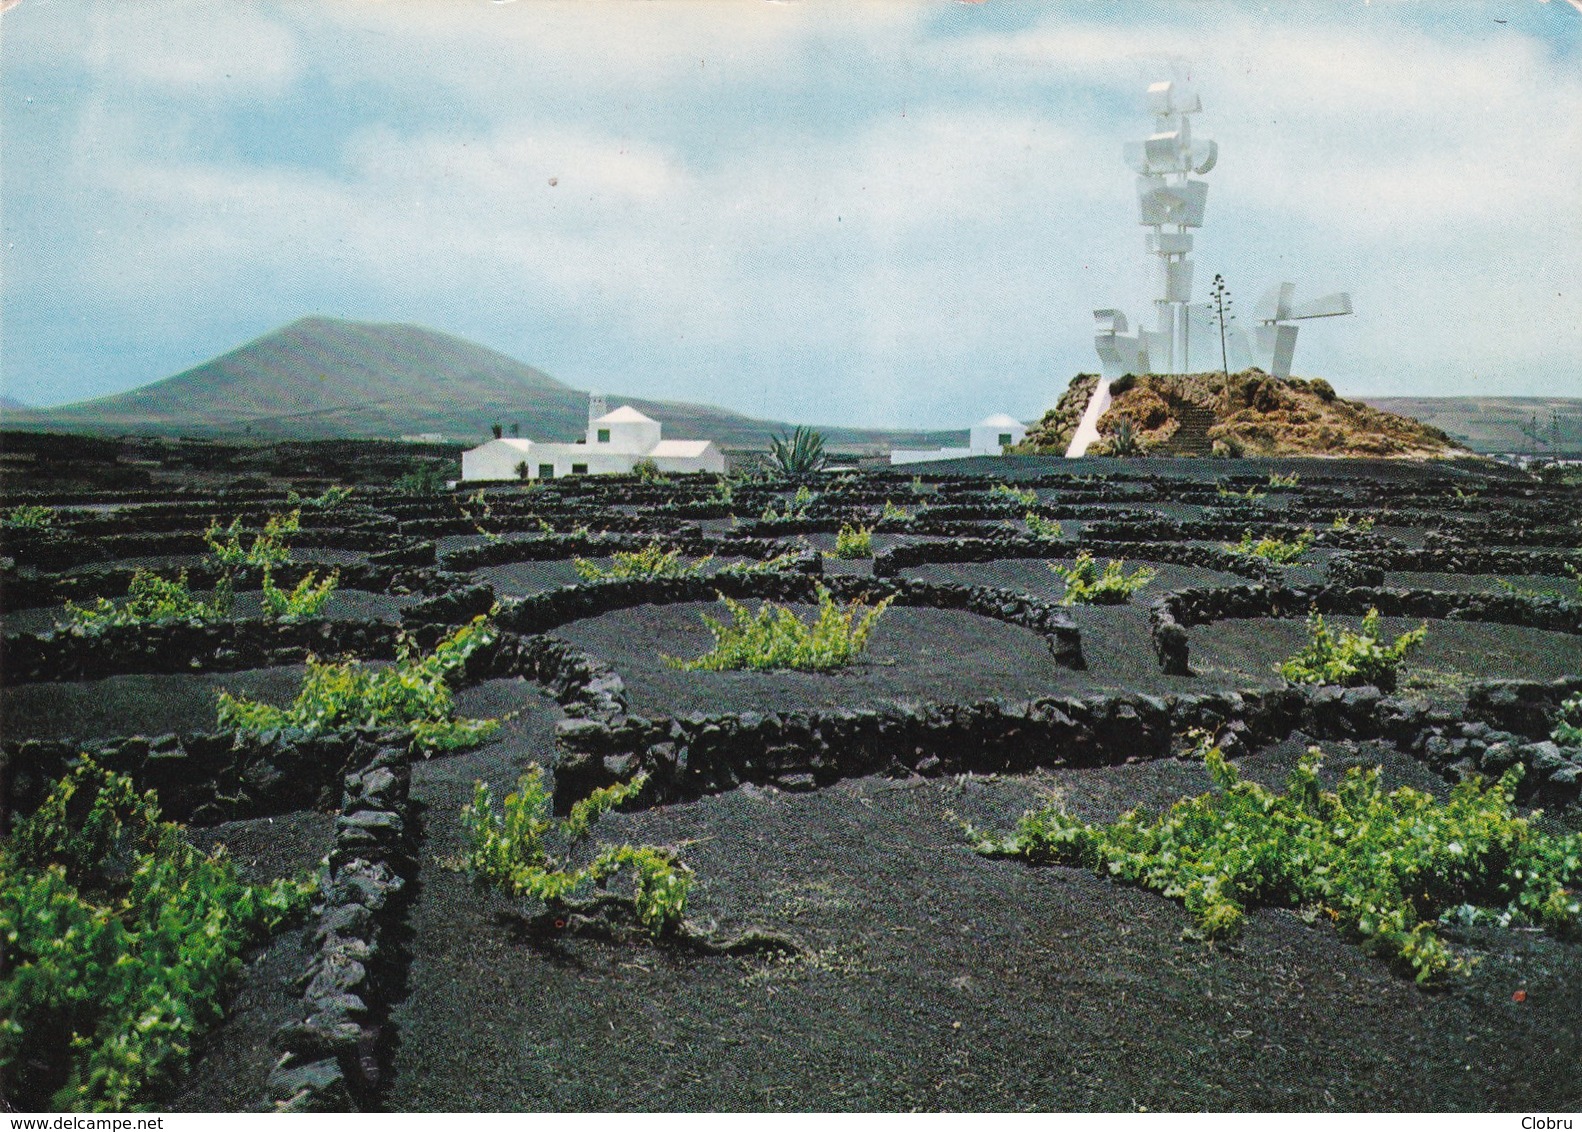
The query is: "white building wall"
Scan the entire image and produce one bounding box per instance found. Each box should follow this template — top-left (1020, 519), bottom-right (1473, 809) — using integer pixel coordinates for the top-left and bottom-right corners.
top-left (461, 439), bottom-right (536, 481)
top-left (651, 445), bottom-right (726, 475)
top-left (593, 418), bottom-right (663, 453)
top-left (969, 421), bottom-right (1027, 452)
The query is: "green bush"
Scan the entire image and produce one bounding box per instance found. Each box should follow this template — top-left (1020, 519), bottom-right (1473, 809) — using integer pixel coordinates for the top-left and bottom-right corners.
top-left (1554, 693), bottom-right (1582, 748)
top-left (1049, 551), bottom-right (1157, 605)
top-left (574, 543), bottom-right (712, 581)
top-left (832, 523), bottom-right (873, 559)
top-left (0, 758), bottom-right (314, 1110)
top-left (204, 509), bottom-right (301, 568)
top-left (259, 566), bottom-right (339, 621)
top-left (285, 485), bottom-right (353, 509)
top-left (1217, 482), bottom-right (1266, 502)
top-left (216, 614), bottom-right (501, 751)
top-left (990, 482), bottom-right (1037, 506)
top-left (1267, 471), bottom-right (1301, 489)
top-left (395, 463), bottom-right (447, 495)
top-left (664, 585), bottom-right (893, 672)
top-left (1023, 511), bottom-right (1064, 541)
top-left (1226, 528), bottom-right (1315, 564)
top-left (1278, 607), bottom-right (1426, 691)
top-left (462, 766), bottom-right (689, 935)
top-left (715, 552), bottom-right (804, 577)
top-left (761, 484), bottom-right (816, 522)
top-left (972, 743), bottom-right (1582, 985)
top-left (879, 500), bottom-right (913, 523)
top-left (63, 507), bottom-right (337, 630)
top-left (632, 458), bottom-right (670, 485)
top-left (1331, 512), bottom-right (1376, 534)
top-left (62, 568), bottom-right (235, 632)
top-left (2, 504), bottom-right (56, 529)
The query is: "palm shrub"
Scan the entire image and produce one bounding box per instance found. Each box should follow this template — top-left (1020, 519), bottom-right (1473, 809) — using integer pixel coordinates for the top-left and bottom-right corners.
top-left (1278, 607), bottom-right (1427, 691)
top-left (216, 614), bottom-right (501, 751)
top-left (768, 426), bottom-right (828, 475)
top-left (1226, 528), bottom-right (1315, 564)
top-left (665, 585), bottom-right (893, 672)
top-left (462, 766), bottom-right (690, 935)
top-left (1050, 551), bottom-right (1157, 605)
top-left (1108, 416), bottom-right (1143, 457)
top-left (574, 543), bottom-right (712, 581)
top-left (972, 743), bottom-right (1582, 985)
top-left (0, 758), bottom-right (314, 1110)
top-left (833, 523), bottom-right (873, 558)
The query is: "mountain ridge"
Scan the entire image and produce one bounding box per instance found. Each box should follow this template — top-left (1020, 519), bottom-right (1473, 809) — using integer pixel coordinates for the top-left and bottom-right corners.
top-left (0, 317), bottom-right (961, 450)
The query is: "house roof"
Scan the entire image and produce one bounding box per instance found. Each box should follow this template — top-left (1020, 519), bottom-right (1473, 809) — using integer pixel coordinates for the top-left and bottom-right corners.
top-left (594, 405), bottom-right (657, 425)
top-left (977, 413), bottom-right (1025, 428)
top-left (479, 438), bottom-right (534, 451)
top-left (650, 439), bottom-right (715, 457)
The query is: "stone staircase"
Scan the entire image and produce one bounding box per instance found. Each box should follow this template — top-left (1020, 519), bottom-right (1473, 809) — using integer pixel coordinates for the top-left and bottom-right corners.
top-left (1157, 403), bottom-right (1218, 457)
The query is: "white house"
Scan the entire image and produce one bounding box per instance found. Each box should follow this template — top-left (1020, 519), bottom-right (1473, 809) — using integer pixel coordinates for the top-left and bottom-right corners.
top-left (461, 395), bottom-right (726, 481)
top-left (890, 413), bottom-right (1028, 466)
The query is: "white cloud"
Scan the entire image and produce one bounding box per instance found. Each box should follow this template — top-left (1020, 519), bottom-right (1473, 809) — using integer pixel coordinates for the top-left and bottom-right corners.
top-left (6, 1), bottom-right (1579, 419)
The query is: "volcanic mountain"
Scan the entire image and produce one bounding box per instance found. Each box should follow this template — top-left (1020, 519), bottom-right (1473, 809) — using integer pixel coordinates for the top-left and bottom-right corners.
top-left (2, 318), bottom-right (957, 450)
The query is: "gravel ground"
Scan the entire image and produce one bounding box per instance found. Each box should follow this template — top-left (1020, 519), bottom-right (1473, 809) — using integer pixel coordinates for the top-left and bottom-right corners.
top-left (381, 739), bottom-right (1582, 1112)
top-left (2, 665), bottom-right (309, 743)
top-left (2, 588), bottom-right (409, 635)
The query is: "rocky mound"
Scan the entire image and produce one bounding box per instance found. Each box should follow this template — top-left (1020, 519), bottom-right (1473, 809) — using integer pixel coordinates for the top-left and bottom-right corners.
top-left (1021, 371), bottom-right (1463, 458)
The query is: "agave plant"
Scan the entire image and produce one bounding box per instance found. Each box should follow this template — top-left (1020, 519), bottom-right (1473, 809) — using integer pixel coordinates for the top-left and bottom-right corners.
top-left (1109, 416), bottom-right (1143, 457)
top-left (768, 426), bottom-right (828, 475)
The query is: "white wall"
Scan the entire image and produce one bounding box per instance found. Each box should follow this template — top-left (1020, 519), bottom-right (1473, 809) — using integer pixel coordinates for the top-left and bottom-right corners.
top-left (593, 418), bottom-right (663, 453)
top-left (461, 439), bottom-right (535, 481)
top-left (969, 421), bottom-right (1026, 452)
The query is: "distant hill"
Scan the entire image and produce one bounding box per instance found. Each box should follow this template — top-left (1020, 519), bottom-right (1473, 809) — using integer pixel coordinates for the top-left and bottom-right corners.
top-left (0, 317), bottom-right (959, 451)
top-left (1021, 372), bottom-right (1463, 458)
top-left (1360, 396), bottom-right (1582, 455)
top-left (0, 395), bottom-right (30, 411)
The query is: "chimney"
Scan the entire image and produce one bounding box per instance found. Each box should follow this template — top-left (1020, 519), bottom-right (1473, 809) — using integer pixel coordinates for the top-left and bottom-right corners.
top-left (588, 391), bottom-right (607, 430)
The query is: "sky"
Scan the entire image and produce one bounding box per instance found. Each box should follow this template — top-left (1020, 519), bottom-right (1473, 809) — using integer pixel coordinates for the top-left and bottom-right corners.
top-left (1, 0), bottom-right (1579, 429)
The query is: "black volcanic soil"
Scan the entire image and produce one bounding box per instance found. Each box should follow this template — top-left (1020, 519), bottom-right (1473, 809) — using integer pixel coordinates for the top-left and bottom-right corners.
top-left (2, 665), bottom-right (309, 743)
top-left (548, 602), bottom-right (1197, 715)
top-left (6, 450), bottom-right (1579, 1114)
top-left (2, 588), bottom-right (409, 634)
top-left (382, 737), bottom-right (1582, 1112)
top-left (1189, 616), bottom-right (1581, 692)
top-left (900, 557), bottom-right (1250, 601)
